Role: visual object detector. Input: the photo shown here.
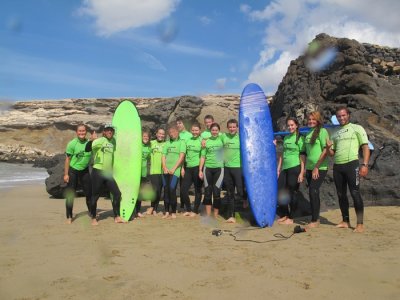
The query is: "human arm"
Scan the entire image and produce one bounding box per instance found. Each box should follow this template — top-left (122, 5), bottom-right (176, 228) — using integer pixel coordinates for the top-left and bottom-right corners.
top-left (169, 153), bottom-right (185, 175)
top-left (298, 154), bottom-right (305, 183)
top-left (277, 154), bottom-right (282, 178)
top-left (199, 156), bottom-right (205, 180)
top-left (162, 155), bottom-right (168, 174)
top-left (359, 144), bottom-right (370, 177)
top-left (63, 155), bottom-right (71, 183)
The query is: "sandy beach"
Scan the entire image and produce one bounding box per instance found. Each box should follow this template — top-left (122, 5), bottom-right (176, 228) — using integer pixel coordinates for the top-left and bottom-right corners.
top-left (0, 184), bottom-right (399, 300)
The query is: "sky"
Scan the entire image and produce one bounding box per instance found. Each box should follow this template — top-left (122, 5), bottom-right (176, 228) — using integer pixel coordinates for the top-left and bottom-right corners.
top-left (1, 0), bottom-right (399, 100)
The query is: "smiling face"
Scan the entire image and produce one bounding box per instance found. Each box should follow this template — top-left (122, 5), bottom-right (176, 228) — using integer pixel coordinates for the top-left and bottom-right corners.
top-left (227, 122), bottom-right (238, 135)
top-left (287, 119), bottom-right (298, 134)
top-left (176, 120), bottom-right (185, 132)
top-left (307, 114), bottom-right (318, 128)
top-left (76, 125), bottom-right (87, 140)
top-left (103, 128), bottom-right (114, 139)
top-left (142, 132), bottom-right (150, 144)
top-left (191, 125), bottom-right (201, 138)
top-left (204, 118), bottom-right (214, 130)
top-left (156, 129), bottom-right (165, 142)
top-left (336, 108), bottom-right (350, 126)
top-left (210, 125), bottom-right (220, 137)
top-left (168, 127), bottom-right (179, 140)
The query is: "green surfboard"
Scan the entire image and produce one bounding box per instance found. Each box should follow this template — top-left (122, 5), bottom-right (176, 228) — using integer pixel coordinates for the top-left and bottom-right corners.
top-left (112, 100), bottom-right (142, 221)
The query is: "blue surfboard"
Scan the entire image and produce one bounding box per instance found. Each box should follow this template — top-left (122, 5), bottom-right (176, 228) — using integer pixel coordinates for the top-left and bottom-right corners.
top-left (239, 83), bottom-right (277, 227)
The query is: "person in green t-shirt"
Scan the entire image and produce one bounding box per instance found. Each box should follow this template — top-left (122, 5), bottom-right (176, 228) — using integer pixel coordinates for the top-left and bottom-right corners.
top-left (277, 117), bottom-right (305, 225)
top-left (304, 111), bottom-right (329, 228)
top-left (327, 106), bottom-right (370, 233)
top-left (63, 124), bottom-right (92, 224)
top-left (200, 114), bottom-right (214, 140)
top-left (134, 127), bottom-right (152, 219)
top-left (146, 127), bottom-right (166, 216)
top-left (180, 122), bottom-right (203, 216)
top-left (199, 122), bottom-right (224, 217)
top-left (162, 123), bottom-right (186, 219)
top-left (176, 116), bottom-right (193, 142)
top-left (222, 119), bottom-right (244, 223)
top-left (85, 124), bottom-right (123, 225)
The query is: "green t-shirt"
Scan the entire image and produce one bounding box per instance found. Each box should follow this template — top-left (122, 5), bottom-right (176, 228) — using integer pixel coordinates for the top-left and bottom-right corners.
top-left (331, 123), bottom-right (368, 164)
top-left (91, 137), bottom-right (116, 174)
top-left (222, 133), bottom-right (241, 168)
top-left (150, 140), bottom-right (165, 175)
top-left (162, 138), bottom-right (186, 177)
top-left (185, 136), bottom-right (202, 168)
top-left (65, 138), bottom-right (91, 171)
top-left (141, 143), bottom-right (151, 177)
top-left (282, 133), bottom-right (304, 170)
top-left (201, 135), bottom-right (224, 168)
top-left (200, 129), bottom-right (211, 140)
top-left (304, 128), bottom-right (329, 170)
top-left (179, 130), bottom-right (192, 142)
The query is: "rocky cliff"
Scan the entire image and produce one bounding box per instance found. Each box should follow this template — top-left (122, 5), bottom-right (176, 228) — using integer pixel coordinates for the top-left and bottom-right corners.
top-left (0, 33), bottom-right (399, 209)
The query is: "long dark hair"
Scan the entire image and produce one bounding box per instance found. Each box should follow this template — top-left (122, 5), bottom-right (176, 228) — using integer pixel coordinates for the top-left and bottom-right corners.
top-left (286, 117), bottom-right (300, 144)
top-left (308, 111), bottom-right (323, 145)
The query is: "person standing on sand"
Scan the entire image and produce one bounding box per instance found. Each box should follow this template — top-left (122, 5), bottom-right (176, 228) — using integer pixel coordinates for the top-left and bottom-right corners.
top-left (63, 124), bottom-right (92, 224)
top-left (199, 123), bottom-right (224, 217)
top-left (134, 127), bottom-right (151, 219)
top-left (85, 124), bottom-right (124, 225)
top-left (304, 111), bottom-right (329, 228)
top-left (326, 106), bottom-right (370, 233)
top-left (221, 119), bottom-right (245, 223)
top-left (276, 117), bottom-right (305, 225)
top-left (162, 123), bottom-right (186, 219)
top-left (146, 127), bottom-right (166, 216)
top-left (180, 122), bottom-right (203, 216)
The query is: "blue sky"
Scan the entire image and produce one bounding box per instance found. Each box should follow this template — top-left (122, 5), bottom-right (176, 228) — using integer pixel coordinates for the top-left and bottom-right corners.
top-left (1, 0), bottom-right (399, 100)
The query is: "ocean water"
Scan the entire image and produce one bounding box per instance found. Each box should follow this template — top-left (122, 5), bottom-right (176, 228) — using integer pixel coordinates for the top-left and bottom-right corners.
top-left (0, 162), bottom-right (48, 189)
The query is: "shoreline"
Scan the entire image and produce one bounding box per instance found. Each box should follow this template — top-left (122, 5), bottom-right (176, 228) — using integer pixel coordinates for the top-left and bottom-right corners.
top-left (1, 183), bottom-right (399, 299)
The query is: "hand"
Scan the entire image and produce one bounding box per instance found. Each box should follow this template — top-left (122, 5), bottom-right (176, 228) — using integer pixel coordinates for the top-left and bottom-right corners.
top-left (312, 168), bottom-right (319, 180)
top-left (168, 168), bottom-right (175, 175)
top-left (273, 139), bottom-right (277, 146)
top-left (298, 172), bottom-right (304, 183)
top-left (359, 165), bottom-right (369, 177)
top-left (201, 139), bottom-right (207, 148)
top-left (199, 171), bottom-right (204, 180)
top-left (277, 169), bottom-right (280, 178)
top-left (63, 174), bottom-right (69, 183)
top-left (181, 168), bottom-right (185, 177)
top-left (326, 140), bottom-right (333, 149)
top-left (163, 167), bottom-right (169, 174)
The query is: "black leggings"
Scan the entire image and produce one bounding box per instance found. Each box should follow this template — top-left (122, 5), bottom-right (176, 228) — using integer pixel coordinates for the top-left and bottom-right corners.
top-left (149, 174), bottom-right (163, 212)
top-left (278, 165), bottom-right (301, 219)
top-left (180, 166), bottom-right (203, 213)
top-left (333, 160), bottom-right (364, 224)
top-left (65, 167), bottom-right (91, 218)
top-left (203, 167), bottom-right (224, 209)
top-left (90, 168), bottom-right (121, 219)
top-left (223, 167), bottom-right (244, 218)
top-left (306, 169), bottom-right (327, 222)
top-left (163, 174), bottom-right (179, 213)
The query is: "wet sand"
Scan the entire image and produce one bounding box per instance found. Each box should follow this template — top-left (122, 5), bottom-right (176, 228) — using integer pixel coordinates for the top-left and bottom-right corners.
top-left (1, 184), bottom-right (399, 299)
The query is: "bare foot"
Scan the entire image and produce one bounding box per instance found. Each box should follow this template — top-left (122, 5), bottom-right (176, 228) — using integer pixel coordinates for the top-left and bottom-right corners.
top-left (171, 213), bottom-right (177, 219)
top-left (66, 218), bottom-right (72, 224)
top-left (278, 218), bottom-right (294, 225)
top-left (183, 212), bottom-right (190, 216)
top-left (146, 208), bottom-right (154, 215)
top-left (353, 224), bottom-right (365, 233)
top-left (189, 212), bottom-right (197, 217)
top-left (306, 221), bottom-right (320, 229)
top-left (91, 219), bottom-right (98, 226)
top-left (114, 216), bottom-right (127, 223)
top-left (277, 216), bottom-right (288, 222)
top-left (336, 221), bottom-right (350, 228)
top-left (226, 217), bottom-right (236, 223)
top-left (162, 212), bottom-right (170, 219)
top-left (137, 212), bottom-right (145, 218)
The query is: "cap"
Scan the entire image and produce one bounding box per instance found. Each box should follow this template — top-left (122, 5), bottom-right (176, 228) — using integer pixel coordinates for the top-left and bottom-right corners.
top-left (103, 123), bottom-right (114, 130)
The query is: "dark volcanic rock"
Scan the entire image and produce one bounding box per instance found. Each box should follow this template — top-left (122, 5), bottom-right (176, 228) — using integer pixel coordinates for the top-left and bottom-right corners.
top-left (271, 33), bottom-right (400, 209)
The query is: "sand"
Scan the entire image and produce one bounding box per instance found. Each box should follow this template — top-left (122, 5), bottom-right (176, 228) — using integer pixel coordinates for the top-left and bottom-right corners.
top-left (0, 184), bottom-right (399, 300)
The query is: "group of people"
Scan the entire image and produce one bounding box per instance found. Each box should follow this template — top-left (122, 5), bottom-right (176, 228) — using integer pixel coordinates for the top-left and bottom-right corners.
top-left (277, 106), bottom-right (370, 233)
top-left (63, 114), bottom-right (244, 225)
top-left (63, 105), bottom-right (370, 232)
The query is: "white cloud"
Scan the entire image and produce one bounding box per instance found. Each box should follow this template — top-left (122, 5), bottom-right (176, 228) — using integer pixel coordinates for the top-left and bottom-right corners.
top-left (241, 0), bottom-right (400, 94)
top-left (136, 52), bottom-right (167, 71)
top-left (199, 16), bottom-right (212, 26)
top-left (216, 78), bottom-right (227, 90)
top-left (78, 0), bottom-right (180, 36)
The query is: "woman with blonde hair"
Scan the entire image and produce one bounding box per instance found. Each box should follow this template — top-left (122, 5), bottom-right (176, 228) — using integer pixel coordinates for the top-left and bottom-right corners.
top-left (304, 111), bottom-right (329, 228)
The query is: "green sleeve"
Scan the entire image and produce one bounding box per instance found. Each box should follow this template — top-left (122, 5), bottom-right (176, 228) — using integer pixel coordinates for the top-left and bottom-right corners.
top-left (356, 125), bottom-right (369, 145)
top-left (65, 139), bottom-right (76, 155)
top-left (319, 128), bottom-right (328, 148)
top-left (298, 136), bottom-right (305, 153)
top-left (201, 147), bottom-right (206, 157)
top-left (91, 138), bottom-right (103, 151)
